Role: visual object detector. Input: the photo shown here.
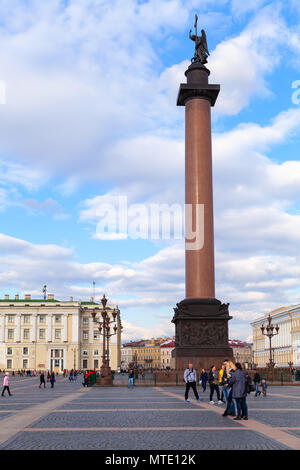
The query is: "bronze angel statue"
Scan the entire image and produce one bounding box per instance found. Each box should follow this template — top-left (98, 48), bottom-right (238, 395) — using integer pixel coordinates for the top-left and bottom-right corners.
top-left (189, 14), bottom-right (209, 65)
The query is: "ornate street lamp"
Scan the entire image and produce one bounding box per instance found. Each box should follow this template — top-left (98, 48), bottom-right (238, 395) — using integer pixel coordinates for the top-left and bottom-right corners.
top-left (90, 294), bottom-right (118, 385)
top-left (260, 315), bottom-right (279, 368)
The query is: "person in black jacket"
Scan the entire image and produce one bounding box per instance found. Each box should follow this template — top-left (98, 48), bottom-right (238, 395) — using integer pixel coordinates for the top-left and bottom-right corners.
top-left (39, 372), bottom-right (46, 389)
top-left (208, 366), bottom-right (222, 405)
top-left (253, 369), bottom-right (261, 396)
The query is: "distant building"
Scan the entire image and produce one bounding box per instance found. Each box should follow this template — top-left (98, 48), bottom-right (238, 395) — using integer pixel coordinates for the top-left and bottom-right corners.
top-left (122, 337), bottom-right (174, 370)
top-left (229, 340), bottom-right (252, 367)
top-left (0, 294), bottom-right (122, 372)
top-left (160, 340), bottom-right (175, 369)
top-left (251, 304), bottom-right (300, 368)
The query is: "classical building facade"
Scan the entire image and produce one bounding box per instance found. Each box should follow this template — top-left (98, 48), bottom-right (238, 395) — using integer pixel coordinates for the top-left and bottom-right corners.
top-left (0, 294), bottom-right (122, 373)
top-left (251, 304), bottom-right (300, 368)
top-left (122, 337), bottom-right (174, 370)
top-left (121, 343), bottom-right (134, 370)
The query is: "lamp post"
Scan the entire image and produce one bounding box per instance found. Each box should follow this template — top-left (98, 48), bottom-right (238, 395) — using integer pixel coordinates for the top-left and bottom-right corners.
top-left (260, 315), bottom-right (279, 368)
top-left (90, 294), bottom-right (118, 386)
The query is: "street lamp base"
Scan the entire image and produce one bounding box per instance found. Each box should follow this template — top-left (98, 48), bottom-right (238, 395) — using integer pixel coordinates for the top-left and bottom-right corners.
top-left (95, 364), bottom-right (112, 386)
top-left (95, 375), bottom-right (112, 386)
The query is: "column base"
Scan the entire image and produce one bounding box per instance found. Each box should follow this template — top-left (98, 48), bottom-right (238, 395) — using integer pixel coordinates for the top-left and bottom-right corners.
top-left (171, 298), bottom-right (234, 370)
top-left (95, 375), bottom-right (112, 387)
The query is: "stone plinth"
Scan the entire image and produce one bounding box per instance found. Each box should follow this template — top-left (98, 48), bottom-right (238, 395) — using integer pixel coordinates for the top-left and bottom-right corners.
top-left (172, 298), bottom-right (233, 370)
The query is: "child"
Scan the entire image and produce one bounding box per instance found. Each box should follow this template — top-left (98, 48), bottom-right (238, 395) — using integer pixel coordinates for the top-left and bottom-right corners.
top-left (261, 379), bottom-right (268, 396)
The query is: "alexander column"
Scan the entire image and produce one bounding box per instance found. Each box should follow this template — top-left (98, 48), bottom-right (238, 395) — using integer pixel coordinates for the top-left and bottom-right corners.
top-left (172, 15), bottom-right (233, 370)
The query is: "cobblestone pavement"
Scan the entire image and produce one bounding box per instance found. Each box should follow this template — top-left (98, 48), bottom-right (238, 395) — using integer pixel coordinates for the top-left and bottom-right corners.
top-left (0, 376), bottom-right (299, 450)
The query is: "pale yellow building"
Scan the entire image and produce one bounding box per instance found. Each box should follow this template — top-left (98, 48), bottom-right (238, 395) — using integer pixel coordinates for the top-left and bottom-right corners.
top-left (251, 304), bottom-right (300, 368)
top-left (0, 294), bottom-right (122, 373)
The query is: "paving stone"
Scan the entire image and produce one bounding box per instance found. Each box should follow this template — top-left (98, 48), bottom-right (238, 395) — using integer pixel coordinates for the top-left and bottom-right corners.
top-left (0, 378), bottom-right (298, 449)
top-left (28, 409), bottom-right (243, 429)
top-left (0, 429), bottom-right (290, 450)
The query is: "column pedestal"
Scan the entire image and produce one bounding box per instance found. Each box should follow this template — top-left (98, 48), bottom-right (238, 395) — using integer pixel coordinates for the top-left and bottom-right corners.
top-left (172, 298), bottom-right (233, 370)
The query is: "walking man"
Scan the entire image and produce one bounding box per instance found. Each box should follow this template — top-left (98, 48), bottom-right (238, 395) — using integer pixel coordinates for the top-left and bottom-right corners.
top-left (253, 369), bottom-right (261, 396)
top-left (128, 369), bottom-right (134, 389)
top-left (50, 371), bottom-right (56, 389)
top-left (39, 372), bottom-right (46, 389)
top-left (1, 372), bottom-right (12, 397)
top-left (184, 364), bottom-right (203, 403)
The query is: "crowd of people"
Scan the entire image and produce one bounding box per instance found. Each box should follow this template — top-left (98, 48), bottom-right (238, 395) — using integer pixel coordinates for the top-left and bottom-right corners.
top-left (0, 364), bottom-right (271, 408)
top-left (184, 360), bottom-right (268, 420)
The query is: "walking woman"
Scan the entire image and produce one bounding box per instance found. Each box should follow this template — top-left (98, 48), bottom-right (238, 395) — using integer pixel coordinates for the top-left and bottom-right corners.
top-left (1, 372), bottom-right (12, 397)
top-left (228, 362), bottom-right (247, 420)
top-left (208, 366), bottom-right (222, 405)
top-left (222, 361), bottom-right (236, 417)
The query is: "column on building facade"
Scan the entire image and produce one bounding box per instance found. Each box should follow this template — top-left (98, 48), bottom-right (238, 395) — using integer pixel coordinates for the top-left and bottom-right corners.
top-left (32, 314), bottom-right (37, 342)
top-left (62, 314), bottom-right (68, 342)
top-left (0, 315), bottom-right (4, 342)
top-left (72, 312), bottom-right (79, 343)
top-left (47, 314), bottom-right (53, 342)
top-left (89, 314), bottom-right (93, 345)
top-left (16, 314), bottom-right (21, 342)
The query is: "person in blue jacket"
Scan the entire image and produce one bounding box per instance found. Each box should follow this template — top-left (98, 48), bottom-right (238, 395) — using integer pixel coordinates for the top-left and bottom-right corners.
top-left (199, 368), bottom-right (208, 392)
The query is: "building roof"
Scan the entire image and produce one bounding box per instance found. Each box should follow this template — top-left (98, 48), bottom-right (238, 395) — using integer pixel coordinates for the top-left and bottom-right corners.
top-left (0, 299), bottom-right (58, 303)
top-left (228, 339), bottom-right (250, 348)
top-left (161, 341), bottom-right (175, 348)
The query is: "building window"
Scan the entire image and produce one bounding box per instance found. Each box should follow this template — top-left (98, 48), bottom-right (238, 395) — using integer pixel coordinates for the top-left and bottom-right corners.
top-left (23, 347), bottom-right (28, 355)
top-left (83, 359), bottom-right (88, 369)
top-left (55, 315), bottom-right (61, 323)
top-left (93, 330), bottom-right (99, 340)
top-left (39, 315), bottom-right (46, 323)
top-left (93, 349), bottom-right (99, 356)
top-left (39, 329), bottom-right (45, 339)
top-left (7, 347), bottom-right (12, 355)
top-left (8, 316), bottom-right (14, 324)
top-left (7, 329), bottom-right (14, 340)
top-left (23, 359), bottom-right (28, 369)
top-left (7, 359), bottom-right (12, 369)
top-left (83, 318), bottom-right (89, 325)
top-left (23, 329), bottom-right (30, 340)
top-left (82, 350), bottom-right (88, 356)
top-left (24, 315), bottom-right (30, 324)
top-left (55, 329), bottom-right (61, 339)
top-left (83, 330), bottom-right (89, 340)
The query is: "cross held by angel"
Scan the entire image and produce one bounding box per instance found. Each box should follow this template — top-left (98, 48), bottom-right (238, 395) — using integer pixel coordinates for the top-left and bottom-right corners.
top-left (189, 14), bottom-right (209, 65)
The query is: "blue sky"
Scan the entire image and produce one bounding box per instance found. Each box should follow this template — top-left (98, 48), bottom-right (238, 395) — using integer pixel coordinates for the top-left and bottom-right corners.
top-left (1, 0), bottom-right (300, 341)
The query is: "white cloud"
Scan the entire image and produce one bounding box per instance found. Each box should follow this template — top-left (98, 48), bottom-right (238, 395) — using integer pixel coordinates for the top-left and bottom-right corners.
top-left (210, 4), bottom-right (285, 114)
